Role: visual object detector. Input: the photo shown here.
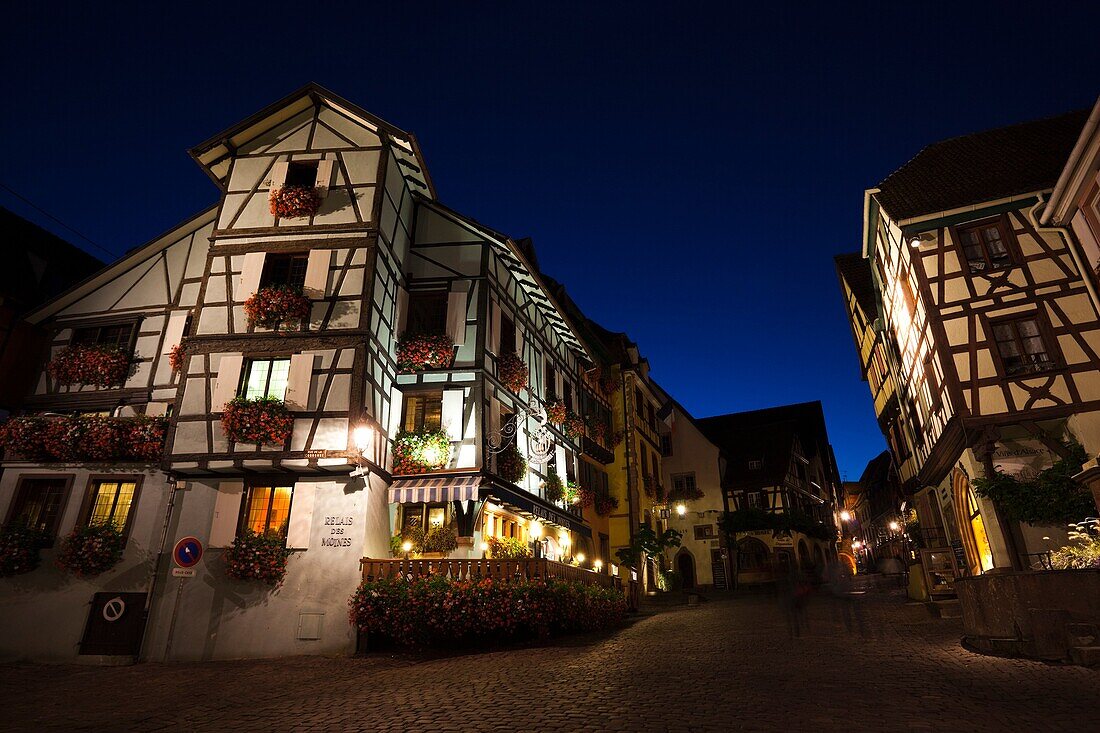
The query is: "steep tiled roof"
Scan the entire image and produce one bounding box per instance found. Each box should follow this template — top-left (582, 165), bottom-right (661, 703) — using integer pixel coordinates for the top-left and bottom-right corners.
top-left (875, 109), bottom-right (1088, 220)
top-left (834, 252), bottom-right (876, 318)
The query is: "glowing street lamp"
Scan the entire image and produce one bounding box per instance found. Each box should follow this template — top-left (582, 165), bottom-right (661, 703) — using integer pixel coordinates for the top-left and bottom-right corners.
top-left (675, 503), bottom-right (687, 516)
top-left (889, 520), bottom-right (901, 532)
top-left (575, 553), bottom-right (585, 565)
top-left (840, 510), bottom-right (852, 523)
top-left (593, 559), bottom-right (603, 572)
top-left (402, 540), bottom-right (413, 559)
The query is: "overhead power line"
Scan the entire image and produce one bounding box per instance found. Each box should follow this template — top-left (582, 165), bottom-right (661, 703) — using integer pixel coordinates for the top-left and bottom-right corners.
top-left (0, 181), bottom-right (120, 260)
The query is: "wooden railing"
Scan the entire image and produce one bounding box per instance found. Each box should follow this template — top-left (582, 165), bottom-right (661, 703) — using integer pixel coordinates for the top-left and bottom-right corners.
top-left (360, 557), bottom-right (622, 591)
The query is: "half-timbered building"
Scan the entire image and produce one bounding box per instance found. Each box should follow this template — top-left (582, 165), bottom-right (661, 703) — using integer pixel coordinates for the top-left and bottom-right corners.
top-left (839, 109), bottom-right (1100, 582)
top-left (0, 84), bottom-right (621, 662)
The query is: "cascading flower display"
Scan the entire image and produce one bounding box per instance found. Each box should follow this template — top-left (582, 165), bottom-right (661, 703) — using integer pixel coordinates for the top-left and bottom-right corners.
top-left (597, 370), bottom-right (621, 397)
top-left (585, 415), bottom-right (608, 446)
top-left (496, 445), bottom-right (527, 483)
top-left (545, 398), bottom-right (566, 425)
top-left (243, 285), bottom-right (312, 329)
top-left (563, 411), bottom-right (586, 441)
top-left (392, 428), bottom-right (451, 474)
top-left (168, 344), bottom-right (185, 374)
top-left (223, 529), bottom-right (292, 586)
top-left (543, 467), bottom-right (564, 503)
top-left (47, 344), bottom-right (131, 387)
top-left (269, 185), bottom-right (322, 219)
top-left (349, 575), bottom-right (627, 648)
top-left (220, 397), bottom-right (295, 446)
top-left (498, 351), bottom-right (528, 393)
top-left (395, 333), bottom-right (455, 371)
top-left (594, 492), bottom-right (620, 517)
top-left (666, 482), bottom-right (705, 503)
top-left (56, 523), bottom-right (126, 577)
top-left (0, 416), bottom-right (168, 462)
top-left (0, 523), bottom-right (50, 577)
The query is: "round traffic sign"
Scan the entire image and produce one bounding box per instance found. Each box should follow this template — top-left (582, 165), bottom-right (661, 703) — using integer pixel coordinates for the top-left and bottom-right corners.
top-left (173, 536), bottom-right (203, 568)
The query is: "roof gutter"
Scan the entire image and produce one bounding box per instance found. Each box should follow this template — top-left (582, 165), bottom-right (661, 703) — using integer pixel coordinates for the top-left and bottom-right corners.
top-left (1042, 97), bottom-right (1100, 225)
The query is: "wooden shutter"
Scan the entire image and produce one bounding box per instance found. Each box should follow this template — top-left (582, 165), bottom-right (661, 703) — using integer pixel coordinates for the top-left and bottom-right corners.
top-left (303, 249), bottom-right (331, 298)
top-left (268, 160), bottom-right (289, 189)
top-left (286, 483), bottom-right (315, 550)
top-left (446, 283), bottom-right (468, 346)
top-left (211, 354), bottom-right (244, 411)
top-left (209, 481), bottom-right (244, 547)
top-left (284, 354), bottom-right (315, 411)
top-left (237, 252), bottom-right (266, 300)
top-left (395, 287), bottom-right (409, 335)
top-left (442, 389), bottom-right (465, 442)
top-left (314, 159), bottom-right (335, 197)
top-left (162, 312), bottom-right (189, 354)
top-left (489, 300), bottom-right (502, 354)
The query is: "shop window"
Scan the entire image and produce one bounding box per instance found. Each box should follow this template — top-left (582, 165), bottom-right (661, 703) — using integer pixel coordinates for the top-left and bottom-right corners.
top-left (240, 358), bottom-right (291, 400)
top-left (82, 478), bottom-right (140, 537)
top-left (405, 290), bottom-right (448, 335)
top-left (402, 503), bottom-right (446, 534)
top-left (991, 316), bottom-right (1056, 376)
top-left (260, 253), bottom-right (308, 289)
top-left (957, 218), bottom-right (1014, 274)
top-left (239, 484), bottom-right (293, 538)
top-left (6, 477), bottom-right (70, 545)
top-left (403, 392), bottom-right (443, 432)
top-left (737, 538), bottom-right (769, 570)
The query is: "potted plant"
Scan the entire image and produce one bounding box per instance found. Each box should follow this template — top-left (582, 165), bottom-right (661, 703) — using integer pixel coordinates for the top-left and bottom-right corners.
top-left (396, 333), bottom-right (455, 371)
top-left (56, 522), bottom-right (126, 577)
top-left (594, 492), bottom-right (619, 517)
top-left (545, 398), bottom-right (566, 425)
top-left (270, 185), bottom-right (322, 219)
top-left (221, 397), bottom-right (295, 446)
top-left (392, 428), bottom-right (451, 474)
top-left (497, 445), bottom-right (527, 483)
top-left (0, 522), bottom-right (50, 577)
top-left (0, 416), bottom-right (169, 462)
top-left (243, 285), bottom-right (312, 329)
top-left (498, 351), bottom-right (528, 393)
top-left (563, 411), bottom-right (585, 441)
top-left (543, 467), bottom-right (564, 503)
top-left (487, 535), bottom-right (532, 559)
top-left (47, 344), bottom-right (131, 387)
top-left (224, 529), bottom-right (292, 586)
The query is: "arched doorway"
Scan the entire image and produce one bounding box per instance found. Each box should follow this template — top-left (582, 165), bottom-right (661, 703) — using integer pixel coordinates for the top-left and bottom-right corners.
top-left (676, 551), bottom-right (696, 589)
top-left (797, 539), bottom-right (811, 570)
top-left (951, 468), bottom-right (994, 574)
top-left (813, 543), bottom-right (825, 569)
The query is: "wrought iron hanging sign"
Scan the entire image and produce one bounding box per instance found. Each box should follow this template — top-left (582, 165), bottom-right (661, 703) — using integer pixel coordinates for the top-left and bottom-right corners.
top-left (486, 402), bottom-right (556, 466)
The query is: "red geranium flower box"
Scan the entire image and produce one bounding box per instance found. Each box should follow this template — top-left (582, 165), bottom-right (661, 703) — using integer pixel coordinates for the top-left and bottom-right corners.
top-left (545, 399), bottom-right (566, 425)
top-left (498, 351), bottom-right (528, 393)
top-left (0, 415), bottom-right (168, 462)
top-left (270, 185), bottom-right (322, 219)
top-left (563, 411), bottom-right (586, 441)
top-left (220, 397), bottom-right (294, 446)
top-left (168, 343), bottom-right (185, 374)
top-left (396, 333), bottom-right (455, 372)
top-left (244, 285), bottom-right (312, 329)
top-left (47, 344), bottom-right (131, 387)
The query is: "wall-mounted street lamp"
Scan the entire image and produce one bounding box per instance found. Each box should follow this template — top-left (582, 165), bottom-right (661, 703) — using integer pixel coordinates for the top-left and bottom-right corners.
top-left (349, 424), bottom-right (376, 478)
top-left (840, 510), bottom-right (852, 523)
top-left (675, 503), bottom-right (687, 516)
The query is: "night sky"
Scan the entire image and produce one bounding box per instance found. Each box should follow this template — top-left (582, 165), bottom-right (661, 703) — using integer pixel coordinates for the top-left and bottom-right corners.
top-left (3, 3), bottom-right (1098, 479)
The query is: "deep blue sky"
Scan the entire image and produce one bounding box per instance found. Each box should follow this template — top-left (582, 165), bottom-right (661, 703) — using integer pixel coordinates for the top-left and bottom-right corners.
top-left (3, 2), bottom-right (1098, 479)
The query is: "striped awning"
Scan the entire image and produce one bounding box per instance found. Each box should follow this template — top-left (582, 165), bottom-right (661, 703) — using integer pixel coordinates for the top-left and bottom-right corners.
top-left (388, 475), bottom-right (482, 504)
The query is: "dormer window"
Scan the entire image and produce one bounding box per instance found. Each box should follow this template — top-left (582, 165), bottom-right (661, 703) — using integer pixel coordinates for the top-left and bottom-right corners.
top-left (285, 161), bottom-right (318, 188)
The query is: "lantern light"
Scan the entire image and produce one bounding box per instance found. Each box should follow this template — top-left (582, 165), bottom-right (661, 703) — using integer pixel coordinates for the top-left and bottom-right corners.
top-left (840, 510), bottom-right (852, 522)
top-left (889, 521), bottom-right (901, 532)
top-left (401, 541), bottom-right (413, 554)
top-left (594, 559), bottom-right (603, 570)
top-left (675, 503), bottom-right (687, 516)
top-left (575, 553), bottom-right (585, 564)
top-left (352, 425), bottom-right (374, 453)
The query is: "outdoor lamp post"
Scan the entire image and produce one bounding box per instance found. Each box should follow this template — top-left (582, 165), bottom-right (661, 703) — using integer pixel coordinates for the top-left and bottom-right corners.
top-left (402, 540), bottom-right (413, 560)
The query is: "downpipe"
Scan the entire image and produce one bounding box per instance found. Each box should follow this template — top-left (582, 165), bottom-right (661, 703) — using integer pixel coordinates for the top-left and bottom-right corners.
top-left (1028, 194), bottom-right (1100, 318)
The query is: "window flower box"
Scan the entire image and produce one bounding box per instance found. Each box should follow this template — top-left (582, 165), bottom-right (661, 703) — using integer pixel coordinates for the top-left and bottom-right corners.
top-left (269, 185), bottom-right (322, 219)
top-left (169, 344), bottom-right (185, 374)
top-left (597, 370), bottom-right (621, 397)
top-left (545, 398), bottom-right (566, 425)
top-left (487, 536), bottom-right (532, 559)
top-left (0, 523), bottom-right (50, 577)
top-left (224, 529), bottom-right (292, 586)
top-left (667, 483), bottom-right (704, 503)
top-left (392, 428), bottom-right (451, 475)
top-left (220, 397), bottom-right (294, 446)
top-left (243, 285), bottom-right (312, 329)
top-left (56, 522), bottom-right (126, 577)
top-left (563, 411), bottom-right (585, 441)
top-left (0, 415), bottom-right (168, 462)
top-left (47, 344), bottom-right (130, 387)
top-left (497, 445), bottom-right (527, 483)
top-left (594, 492), bottom-right (619, 517)
top-left (498, 351), bottom-right (528, 393)
top-left (396, 333), bottom-right (455, 372)
top-left (574, 484), bottom-right (595, 508)
top-left (543, 467), bottom-right (564, 503)
top-left (585, 416), bottom-right (608, 446)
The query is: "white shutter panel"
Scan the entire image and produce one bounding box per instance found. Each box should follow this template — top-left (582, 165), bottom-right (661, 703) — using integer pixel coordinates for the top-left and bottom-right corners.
top-left (268, 160), bottom-right (288, 189)
top-left (237, 252), bottom-right (266, 300)
top-left (303, 249), bottom-right (331, 298)
top-left (314, 159), bottom-right (335, 198)
top-left (446, 284), bottom-right (468, 346)
top-left (395, 287), bottom-right (409, 335)
top-left (555, 444), bottom-right (567, 478)
top-left (286, 483), bottom-right (315, 550)
top-left (442, 389), bottom-right (465, 442)
top-left (211, 354), bottom-right (244, 411)
top-left (209, 481), bottom-right (245, 547)
top-left (145, 402), bottom-right (169, 418)
top-left (489, 300), bottom-right (502, 354)
top-left (162, 312), bottom-right (189, 354)
top-left (284, 354), bottom-right (315, 411)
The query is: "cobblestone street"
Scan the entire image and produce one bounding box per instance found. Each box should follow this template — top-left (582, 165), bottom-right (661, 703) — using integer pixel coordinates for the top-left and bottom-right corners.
top-left (1, 590), bottom-right (1096, 732)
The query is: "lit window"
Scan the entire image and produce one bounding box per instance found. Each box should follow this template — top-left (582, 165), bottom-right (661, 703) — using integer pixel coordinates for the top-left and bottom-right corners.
top-left (85, 480), bottom-right (138, 533)
top-left (240, 484), bottom-right (293, 537)
top-left (241, 358), bottom-right (291, 400)
top-left (403, 392), bottom-right (443, 432)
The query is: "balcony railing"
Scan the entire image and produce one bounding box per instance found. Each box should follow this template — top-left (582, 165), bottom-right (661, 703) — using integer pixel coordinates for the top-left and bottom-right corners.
top-left (360, 557), bottom-right (621, 590)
